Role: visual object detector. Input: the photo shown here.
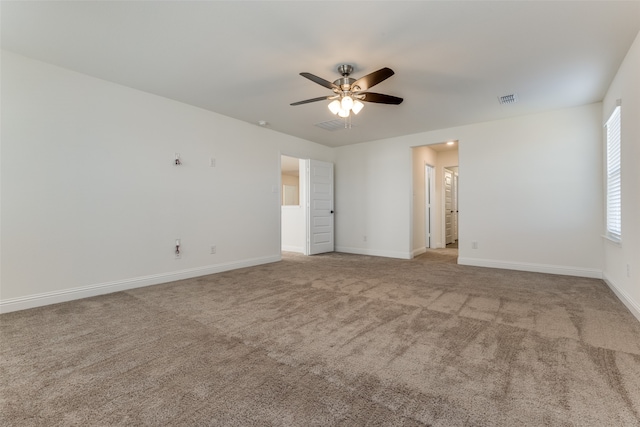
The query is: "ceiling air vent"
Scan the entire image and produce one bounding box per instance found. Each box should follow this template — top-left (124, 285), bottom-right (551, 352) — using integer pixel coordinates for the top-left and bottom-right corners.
top-left (314, 119), bottom-right (356, 131)
top-left (498, 93), bottom-right (518, 105)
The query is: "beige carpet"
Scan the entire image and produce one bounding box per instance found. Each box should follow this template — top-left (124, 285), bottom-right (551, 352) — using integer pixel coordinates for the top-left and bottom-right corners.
top-left (2, 250), bottom-right (640, 426)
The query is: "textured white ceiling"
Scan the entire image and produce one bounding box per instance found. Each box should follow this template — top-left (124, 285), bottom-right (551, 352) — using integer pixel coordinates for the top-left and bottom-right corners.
top-left (2, 1), bottom-right (639, 147)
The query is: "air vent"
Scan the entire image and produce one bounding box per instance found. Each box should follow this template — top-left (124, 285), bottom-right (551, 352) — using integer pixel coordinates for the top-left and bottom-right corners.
top-left (498, 93), bottom-right (518, 105)
top-left (314, 119), bottom-right (356, 131)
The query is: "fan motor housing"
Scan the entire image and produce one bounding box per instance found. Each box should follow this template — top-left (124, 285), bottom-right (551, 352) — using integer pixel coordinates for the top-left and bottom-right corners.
top-left (334, 77), bottom-right (356, 92)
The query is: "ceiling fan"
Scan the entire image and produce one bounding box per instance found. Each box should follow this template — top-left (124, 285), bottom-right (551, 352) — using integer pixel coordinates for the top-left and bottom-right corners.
top-left (290, 64), bottom-right (403, 118)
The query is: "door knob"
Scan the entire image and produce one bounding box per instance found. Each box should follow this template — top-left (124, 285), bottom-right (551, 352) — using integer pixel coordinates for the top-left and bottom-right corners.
top-left (330, 210), bottom-right (334, 214)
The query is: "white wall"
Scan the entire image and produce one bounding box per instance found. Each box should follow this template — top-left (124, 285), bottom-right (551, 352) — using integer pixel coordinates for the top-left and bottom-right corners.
top-left (0, 51), bottom-right (333, 312)
top-left (336, 103), bottom-right (603, 277)
top-left (281, 206), bottom-right (305, 253)
top-left (602, 31), bottom-right (640, 320)
top-left (335, 139), bottom-right (413, 259)
top-left (456, 106), bottom-right (603, 276)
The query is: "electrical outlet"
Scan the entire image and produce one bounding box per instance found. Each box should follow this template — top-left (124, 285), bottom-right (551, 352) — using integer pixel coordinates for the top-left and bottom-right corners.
top-left (627, 264), bottom-right (631, 278)
top-left (209, 157), bottom-right (216, 167)
top-left (210, 245), bottom-right (216, 254)
top-left (471, 241), bottom-right (478, 249)
top-left (363, 235), bottom-right (367, 242)
top-left (175, 239), bottom-right (181, 259)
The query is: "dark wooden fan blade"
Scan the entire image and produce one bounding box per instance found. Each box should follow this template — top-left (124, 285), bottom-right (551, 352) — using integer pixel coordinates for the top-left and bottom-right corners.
top-left (352, 67), bottom-right (394, 91)
top-left (290, 96), bottom-right (332, 106)
top-left (300, 72), bottom-right (338, 90)
top-left (361, 92), bottom-right (403, 105)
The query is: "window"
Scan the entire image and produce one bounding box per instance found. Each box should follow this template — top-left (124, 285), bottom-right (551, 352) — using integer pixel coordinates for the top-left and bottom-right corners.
top-left (605, 105), bottom-right (621, 242)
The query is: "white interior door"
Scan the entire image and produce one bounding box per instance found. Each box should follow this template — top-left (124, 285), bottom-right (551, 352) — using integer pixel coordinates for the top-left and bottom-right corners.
top-left (306, 159), bottom-right (334, 255)
top-left (444, 169), bottom-right (453, 245)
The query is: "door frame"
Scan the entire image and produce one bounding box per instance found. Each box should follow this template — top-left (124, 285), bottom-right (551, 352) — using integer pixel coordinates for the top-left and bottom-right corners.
top-left (279, 153), bottom-right (334, 257)
top-left (425, 164), bottom-right (435, 248)
top-left (443, 165), bottom-right (459, 247)
top-left (443, 168), bottom-right (453, 245)
top-left (279, 153), bottom-right (307, 255)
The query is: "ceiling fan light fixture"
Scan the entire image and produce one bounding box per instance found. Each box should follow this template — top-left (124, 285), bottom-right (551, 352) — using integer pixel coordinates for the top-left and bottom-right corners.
top-left (352, 100), bottom-right (364, 115)
top-left (291, 65), bottom-right (403, 118)
top-left (328, 100), bottom-right (341, 115)
top-left (341, 95), bottom-right (354, 111)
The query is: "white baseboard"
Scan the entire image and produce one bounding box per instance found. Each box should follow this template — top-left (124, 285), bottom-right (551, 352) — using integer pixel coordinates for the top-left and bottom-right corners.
top-left (457, 257), bottom-right (603, 279)
top-left (335, 246), bottom-right (412, 260)
top-left (0, 255), bottom-right (281, 314)
top-left (412, 247), bottom-right (427, 258)
top-left (281, 245), bottom-right (304, 253)
top-left (603, 273), bottom-right (640, 322)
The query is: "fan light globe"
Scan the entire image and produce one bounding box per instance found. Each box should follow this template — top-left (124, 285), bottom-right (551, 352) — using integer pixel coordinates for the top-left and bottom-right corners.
top-left (338, 109), bottom-right (350, 118)
top-left (328, 100), bottom-right (341, 115)
top-left (341, 96), bottom-right (354, 111)
top-left (352, 100), bottom-right (364, 115)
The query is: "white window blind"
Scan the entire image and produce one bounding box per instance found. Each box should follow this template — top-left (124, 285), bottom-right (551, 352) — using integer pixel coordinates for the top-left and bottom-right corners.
top-left (605, 105), bottom-right (621, 241)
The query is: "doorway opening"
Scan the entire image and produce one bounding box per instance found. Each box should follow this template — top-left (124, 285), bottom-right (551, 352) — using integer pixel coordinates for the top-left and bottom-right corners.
top-left (280, 155), bottom-right (305, 254)
top-left (411, 141), bottom-right (459, 257)
top-left (280, 155), bottom-right (335, 256)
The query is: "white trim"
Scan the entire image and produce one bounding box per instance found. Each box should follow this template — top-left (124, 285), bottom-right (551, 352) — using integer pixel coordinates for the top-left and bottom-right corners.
top-left (412, 247), bottom-right (427, 258)
top-left (0, 255), bottom-right (281, 314)
top-left (336, 246), bottom-right (412, 260)
top-left (425, 163), bottom-right (435, 249)
top-left (457, 257), bottom-right (602, 279)
top-left (603, 273), bottom-right (640, 322)
top-left (602, 234), bottom-right (622, 247)
top-left (281, 245), bottom-right (304, 253)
